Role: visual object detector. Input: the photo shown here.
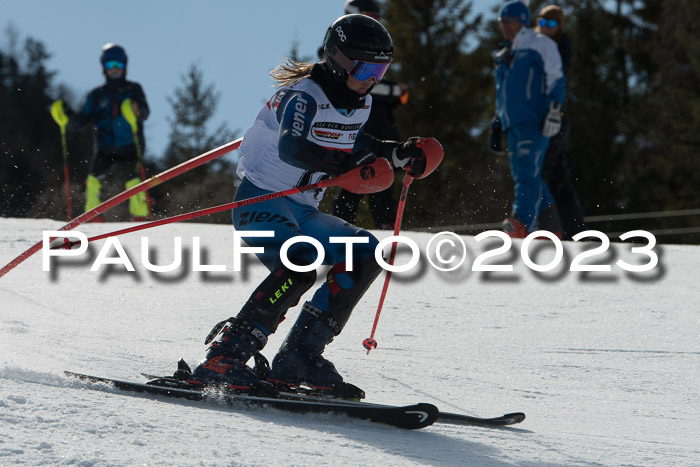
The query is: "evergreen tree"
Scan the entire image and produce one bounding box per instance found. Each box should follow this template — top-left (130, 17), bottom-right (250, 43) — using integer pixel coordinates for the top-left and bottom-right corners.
top-left (637, 0), bottom-right (700, 239)
top-left (384, 0), bottom-right (502, 228)
top-left (0, 28), bottom-right (64, 219)
top-left (154, 63), bottom-right (238, 223)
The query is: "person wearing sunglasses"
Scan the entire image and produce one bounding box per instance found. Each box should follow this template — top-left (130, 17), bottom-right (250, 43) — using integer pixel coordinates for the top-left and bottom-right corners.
top-left (64, 43), bottom-right (150, 221)
top-left (331, 0), bottom-right (410, 230)
top-left (535, 5), bottom-right (587, 239)
top-left (187, 14), bottom-right (429, 397)
top-left (492, 1), bottom-right (566, 238)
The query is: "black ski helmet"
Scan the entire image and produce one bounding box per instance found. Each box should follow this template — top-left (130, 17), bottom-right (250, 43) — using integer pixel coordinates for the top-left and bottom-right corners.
top-left (323, 14), bottom-right (393, 84)
top-left (100, 43), bottom-right (127, 66)
top-left (344, 0), bottom-right (381, 17)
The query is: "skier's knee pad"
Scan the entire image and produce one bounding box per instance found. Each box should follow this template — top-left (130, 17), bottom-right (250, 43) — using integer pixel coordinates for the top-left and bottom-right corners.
top-left (238, 263), bottom-right (316, 333)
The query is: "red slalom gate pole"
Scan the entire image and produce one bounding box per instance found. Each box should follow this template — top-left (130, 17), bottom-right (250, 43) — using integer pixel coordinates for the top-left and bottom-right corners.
top-left (52, 158), bottom-right (396, 249)
top-left (66, 186), bottom-right (317, 247)
top-left (0, 138), bottom-right (242, 279)
top-left (361, 137), bottom-right (444, 354)
top-left (363, 171), bottom-right (414, 355)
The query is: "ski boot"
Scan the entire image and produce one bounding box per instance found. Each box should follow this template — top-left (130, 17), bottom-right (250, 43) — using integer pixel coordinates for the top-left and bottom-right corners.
top-left (189, 318), bottom-right (270, 394)
top-left (502, 217), bottom-right (529, 238)
top-left (268, 302), bottom-right (365, 400)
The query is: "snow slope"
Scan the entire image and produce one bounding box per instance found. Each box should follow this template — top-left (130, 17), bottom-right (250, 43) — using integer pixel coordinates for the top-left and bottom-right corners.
top-left (1, 217), bottom-right (698, 466)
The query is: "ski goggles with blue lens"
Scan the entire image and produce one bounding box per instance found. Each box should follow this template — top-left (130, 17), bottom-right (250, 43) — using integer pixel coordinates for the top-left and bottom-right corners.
top-left (349, 60), bottom-right (391, 82)
top-left (104, 60), bottom-right (125, 70)
top-left (538, 18), bottom-right (559, 28)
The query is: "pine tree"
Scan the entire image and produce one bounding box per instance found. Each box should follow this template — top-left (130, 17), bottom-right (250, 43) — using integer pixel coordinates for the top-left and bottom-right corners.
top-left (155, 63), bottom-right (238, 222)
top-left (635, 0), bottom-right (700, 240)
top-left (385, 0), bottom-right (503, 228)
top-left (0, 29), bottom-right (63, 219)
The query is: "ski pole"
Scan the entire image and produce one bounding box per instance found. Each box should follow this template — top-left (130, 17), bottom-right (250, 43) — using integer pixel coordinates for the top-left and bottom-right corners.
top-left (121, 98), bottom-right (154, 220)
top-left (0, 138), bottom-right (242, 279)
top-left (363, 171), bottom-right (413, 355)
top-left (50, 100), bottom-right (73, 220)
top-left (51, 158), bottom-right (395, 249)
top-left (362, 137), bottom-right (445, 354)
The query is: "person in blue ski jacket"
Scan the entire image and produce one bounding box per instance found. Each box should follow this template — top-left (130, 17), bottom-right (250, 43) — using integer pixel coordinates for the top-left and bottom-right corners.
top-left (66, 43), bottom-right (150, 221)
top-left (492, 1), bottom-right (566, 237)
top-left (187, 15), bottom-right (429, 398)
top-left (536, 4), bottom-right (587, 240)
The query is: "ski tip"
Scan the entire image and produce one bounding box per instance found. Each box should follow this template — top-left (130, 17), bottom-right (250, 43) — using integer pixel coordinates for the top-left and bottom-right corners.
top-left (399, 403), bottom-right (439, 429)
top-left (502, 412), bottom-right (526, 424)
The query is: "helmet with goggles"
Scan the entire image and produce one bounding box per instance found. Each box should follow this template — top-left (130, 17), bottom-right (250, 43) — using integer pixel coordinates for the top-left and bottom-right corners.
top-left (100, 43), bottom-right (127, 66)
top-left (323, 14), bottom-right (393, 84)
top-left (100, 43), bottom-right (127, 78)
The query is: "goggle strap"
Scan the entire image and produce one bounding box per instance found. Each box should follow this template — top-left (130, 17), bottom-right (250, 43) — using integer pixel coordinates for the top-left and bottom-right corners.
top-left (330, 47), bottom-right (355, 73)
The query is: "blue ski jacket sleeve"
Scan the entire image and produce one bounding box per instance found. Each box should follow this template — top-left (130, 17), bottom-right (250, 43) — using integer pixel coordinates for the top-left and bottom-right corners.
top-left (495, 27), bottom-right (565, 130)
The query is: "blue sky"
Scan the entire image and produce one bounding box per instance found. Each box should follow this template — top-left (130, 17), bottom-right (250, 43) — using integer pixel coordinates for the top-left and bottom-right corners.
top-left (4, 0), bottom-right (495, 160)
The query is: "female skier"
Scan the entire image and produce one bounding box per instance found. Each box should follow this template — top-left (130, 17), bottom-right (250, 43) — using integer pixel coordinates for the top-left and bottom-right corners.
top-left (189, 14), bottom-right (430, 398)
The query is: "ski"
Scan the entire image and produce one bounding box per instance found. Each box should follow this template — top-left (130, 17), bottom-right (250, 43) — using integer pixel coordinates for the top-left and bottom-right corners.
top-left (64, 371), bottom-right (438, 430)
top-left (140, 364), bottom-right (525, 428)
top-left (437, 410), bottom-right (526, 427)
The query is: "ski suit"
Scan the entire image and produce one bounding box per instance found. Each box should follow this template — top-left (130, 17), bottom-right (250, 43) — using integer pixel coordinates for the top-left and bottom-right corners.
top-left (236, 76), bottom-right (384, 334)
top-left (495, 27), bottom-right (565, 231)
top-left (71, 78), bottom-right (150, 217)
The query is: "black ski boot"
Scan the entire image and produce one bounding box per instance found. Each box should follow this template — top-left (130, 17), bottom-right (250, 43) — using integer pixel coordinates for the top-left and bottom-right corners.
top-left (268, 303), bottom-right (364, 399)
top-left (189, 318), bottom-right (269, 393)
top-left (190, 263), bottom-right (317, 395)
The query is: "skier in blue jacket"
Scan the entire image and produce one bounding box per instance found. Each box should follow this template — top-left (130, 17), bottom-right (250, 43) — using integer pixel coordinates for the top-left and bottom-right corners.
top-left (493, 1), bottom-right (566, 237)
top-left (67, 43), bottom-right (150, 221)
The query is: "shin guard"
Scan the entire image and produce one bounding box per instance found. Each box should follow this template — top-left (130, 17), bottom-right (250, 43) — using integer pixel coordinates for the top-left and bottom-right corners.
top-left (324, 257), bottom-right (382, 335)
top-left (238, 264), bottom-right (317, 333)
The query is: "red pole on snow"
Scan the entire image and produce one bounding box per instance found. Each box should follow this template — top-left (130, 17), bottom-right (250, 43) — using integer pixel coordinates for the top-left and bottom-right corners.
top-left (362, 137), bottom-right (445, 354)
top-left (52, 158), bottom-right (396, 249)
top-left (363, 172), bottom-right (414, 355)
top-left (0, 138), bottom-right (242, 279)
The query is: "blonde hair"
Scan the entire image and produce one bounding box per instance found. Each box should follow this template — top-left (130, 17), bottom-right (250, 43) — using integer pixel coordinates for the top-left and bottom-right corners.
top-left (270, 58), bottom-right (316, 87)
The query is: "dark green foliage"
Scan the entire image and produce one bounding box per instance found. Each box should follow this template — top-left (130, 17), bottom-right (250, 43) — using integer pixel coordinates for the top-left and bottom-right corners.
top-left (152, 63), bottom-right (238, 224)
top-left (1, 2), bottom-right (699, 242)
top-left (0, 31), bottom-right (68, 219)
top-left (385, 0), bottom-right (512, 228)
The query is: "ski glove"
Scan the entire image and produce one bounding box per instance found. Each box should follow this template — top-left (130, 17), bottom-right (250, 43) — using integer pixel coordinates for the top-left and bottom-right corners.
top-left (542, 102), bottom-right (562, 138)
top-left (392, 137), bottom-right (426, 177)
top-left (322, 149), bottom-right (377, 177)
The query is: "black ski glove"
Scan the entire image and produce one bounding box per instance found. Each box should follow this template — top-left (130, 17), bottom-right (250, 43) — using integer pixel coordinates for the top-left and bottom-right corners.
top-left (392, 137), bottom-right (426, 176)
top-left (322, 149), bottom-right (377, 177)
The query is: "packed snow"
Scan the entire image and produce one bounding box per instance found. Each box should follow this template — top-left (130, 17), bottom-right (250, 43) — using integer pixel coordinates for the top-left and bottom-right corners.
top-left (1, 217), bottom-right (698, 466)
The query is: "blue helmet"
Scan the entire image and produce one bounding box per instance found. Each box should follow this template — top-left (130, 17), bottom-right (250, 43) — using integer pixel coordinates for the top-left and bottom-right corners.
top-left (100, 43), bottom-right (127, 65)
top-left (499, 1), bottom-right (531, 25)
